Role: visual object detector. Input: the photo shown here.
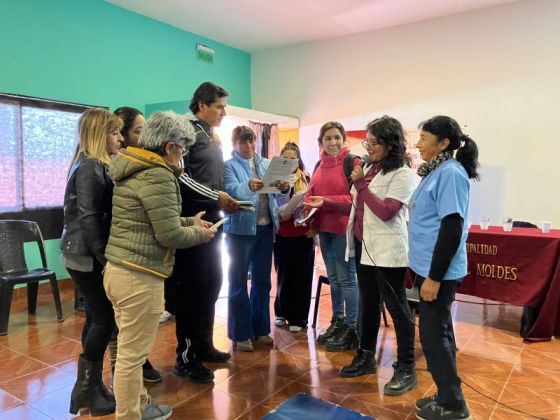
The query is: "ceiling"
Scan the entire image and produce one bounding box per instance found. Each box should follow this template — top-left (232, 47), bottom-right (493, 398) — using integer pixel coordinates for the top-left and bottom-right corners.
top-left (107, 0), bottom-right (520, 52)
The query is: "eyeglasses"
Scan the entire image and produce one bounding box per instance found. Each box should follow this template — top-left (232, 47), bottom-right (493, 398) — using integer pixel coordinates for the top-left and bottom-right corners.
top-left (361, 140), bottom-right (381, 149)
top-left (162, 141), bottom-right (188, 156)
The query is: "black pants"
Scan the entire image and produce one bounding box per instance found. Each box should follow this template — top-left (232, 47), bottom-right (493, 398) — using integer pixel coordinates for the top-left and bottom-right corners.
top-left (172, 233), bottom-right (223, 355)
top-left (273, 234), bottom-right (315, 326)
top-left (67, 261), bottom-right (116, 362)
top-left (416, 274), bottom-right (466, 410)
top-left (355, 240), bottom-right (415, 365)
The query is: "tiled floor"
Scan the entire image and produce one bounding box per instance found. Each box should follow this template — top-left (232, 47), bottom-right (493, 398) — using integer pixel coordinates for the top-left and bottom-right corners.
top-left (1, 257), bottom-right (560, 419)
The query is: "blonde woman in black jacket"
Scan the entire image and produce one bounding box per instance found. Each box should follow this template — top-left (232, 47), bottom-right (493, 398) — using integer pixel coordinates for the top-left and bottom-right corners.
top-left (61, 108), bottom-right (123, 416)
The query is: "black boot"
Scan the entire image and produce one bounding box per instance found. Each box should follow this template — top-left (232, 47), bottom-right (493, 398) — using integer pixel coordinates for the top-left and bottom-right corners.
top-left (317, 318), bottom-right (344, 344)
top-left (173, 341), bottom-right (214, 383)
top-left (69, 356), bottom-right (116, 416)
top-left (339, 348), bottom-right (376, 377)
top-left (384, 362), bottom-right (417, 396)
top-left (325, 326), bottom-right (359, 352)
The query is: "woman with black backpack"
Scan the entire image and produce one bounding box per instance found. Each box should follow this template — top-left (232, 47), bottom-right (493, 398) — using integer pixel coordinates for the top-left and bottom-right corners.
top-left (304, 121), bottom-right (360, 351)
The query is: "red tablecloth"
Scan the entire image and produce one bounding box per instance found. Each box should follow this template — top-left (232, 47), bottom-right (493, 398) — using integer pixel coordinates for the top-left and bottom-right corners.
top-left (459, 226), bottom-right (560, 341)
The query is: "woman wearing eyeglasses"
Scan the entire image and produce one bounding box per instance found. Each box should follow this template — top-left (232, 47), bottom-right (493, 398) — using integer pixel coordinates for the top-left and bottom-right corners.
top-left (103, 111), bottom-right (216, 420)
top-left (341, 116), bottom-right (417, 396)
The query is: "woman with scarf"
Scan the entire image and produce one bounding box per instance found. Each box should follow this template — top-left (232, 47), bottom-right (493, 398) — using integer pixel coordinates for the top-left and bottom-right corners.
top-left (273, 142), bottom-right (315, 332)
top-left (409, 115), bottom-right (479, 420)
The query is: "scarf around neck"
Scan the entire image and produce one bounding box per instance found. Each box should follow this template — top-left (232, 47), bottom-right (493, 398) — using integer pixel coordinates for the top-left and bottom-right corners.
top-left (292, 168), bottom-right (308, 194)
top-left (417, 151), bottom-right (451, 178)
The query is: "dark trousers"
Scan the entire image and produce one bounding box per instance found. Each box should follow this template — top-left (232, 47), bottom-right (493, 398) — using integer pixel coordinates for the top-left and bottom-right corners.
top-left (355, 240), bottom-right (415, 365)
top-left (273, 234), bottom-right (315, 327)
top-left (416, 274), bottom-right (466, 410)
top-left (172, 234), bottom-right (223, 355)
top-left (67, 261), bottom-right (116, 362)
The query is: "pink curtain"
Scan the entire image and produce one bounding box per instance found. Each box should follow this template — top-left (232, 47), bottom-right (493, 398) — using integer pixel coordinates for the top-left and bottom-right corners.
top-left (249, 121), bottom-right (264, 156)
top-left (269, 124), bottom-right (280, 158)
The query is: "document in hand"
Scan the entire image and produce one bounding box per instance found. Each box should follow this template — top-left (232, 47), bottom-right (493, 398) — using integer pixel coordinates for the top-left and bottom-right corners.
top-left (294, 208), bottom-right (317, 226)
top-left (259, 157), bottom-right (299, 193)
top-left (276, 191), bottom-right (305, 213)
top-left (238, 200), bottom-right (256, 211)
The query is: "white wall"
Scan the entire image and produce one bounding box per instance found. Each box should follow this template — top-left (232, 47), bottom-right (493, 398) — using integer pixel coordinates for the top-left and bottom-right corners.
top-left (252, 0), bottom-right (560, 227)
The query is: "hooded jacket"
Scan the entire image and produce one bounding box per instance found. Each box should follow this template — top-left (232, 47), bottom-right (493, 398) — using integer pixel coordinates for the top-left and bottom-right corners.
top-left (105, 147), bottom-right (206, 278)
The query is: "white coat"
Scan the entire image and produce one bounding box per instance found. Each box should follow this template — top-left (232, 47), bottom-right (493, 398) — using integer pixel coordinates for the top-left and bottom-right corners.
top-left (345, 164), bottom-right (415, 267)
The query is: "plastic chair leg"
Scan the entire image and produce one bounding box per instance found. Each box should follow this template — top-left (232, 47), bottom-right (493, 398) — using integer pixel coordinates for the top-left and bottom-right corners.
top-left (27, 282), bottom-right (39, 314)
top-left (312, 278), bottom-right (323, 328)
top-left (381, 304), bottom-right (389, 328)
top-left (0, 282), bottom-right (15, 335)
top-left (48, 274), bottom-right (64, 322)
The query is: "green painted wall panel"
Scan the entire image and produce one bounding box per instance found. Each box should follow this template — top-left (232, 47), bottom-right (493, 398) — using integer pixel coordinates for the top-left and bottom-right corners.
top-left (0, 0), bottom-right (251, 112)
top-left (0, 0), bottom-right (251, 283)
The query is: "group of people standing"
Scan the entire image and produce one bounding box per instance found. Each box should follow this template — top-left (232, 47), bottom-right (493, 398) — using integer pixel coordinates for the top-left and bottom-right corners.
top-left (60, 78), bottom-right (479, 420)
top-left (302, 115), bottom-right (478, 420)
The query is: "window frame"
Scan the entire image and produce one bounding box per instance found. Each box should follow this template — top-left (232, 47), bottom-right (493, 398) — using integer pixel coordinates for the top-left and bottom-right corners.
top-left (0, 93), bottom-right (105, 239)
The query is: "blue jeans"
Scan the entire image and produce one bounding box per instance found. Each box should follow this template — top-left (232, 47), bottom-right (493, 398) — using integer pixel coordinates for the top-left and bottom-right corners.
top-left (227, 225), bottom-right (273, 341)
top-left (319, 232), bottom-right (358, 328)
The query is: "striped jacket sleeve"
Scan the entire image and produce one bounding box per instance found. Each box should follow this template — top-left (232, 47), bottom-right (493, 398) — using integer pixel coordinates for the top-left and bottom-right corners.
top-left (178, 173), bottom-right (220, 201)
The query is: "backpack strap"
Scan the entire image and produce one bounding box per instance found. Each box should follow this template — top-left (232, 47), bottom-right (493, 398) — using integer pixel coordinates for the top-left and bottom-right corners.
top-left (312, 160), bottom-right (320, 175)
top-left (313, 154), bottom-right (360, 191)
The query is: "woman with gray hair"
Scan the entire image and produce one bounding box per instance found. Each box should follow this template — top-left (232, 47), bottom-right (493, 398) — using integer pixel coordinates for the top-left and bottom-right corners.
top-left (103, 111), bottom-right (216, 420)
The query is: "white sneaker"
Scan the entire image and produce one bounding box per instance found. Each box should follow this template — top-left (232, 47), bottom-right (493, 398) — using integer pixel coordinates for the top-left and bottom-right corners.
top-left (289, 325), bottom-right (303, 332)
top-left (274, 317), bottom-right (287, 327)
top-left (235, 340), bottom-right (254, 352)
top-left (159, 311), bottom-right (173, 323)
top-left (141, 398), bottom-right (172, 420)
top-left (254, 335), bottom-right (274, 345)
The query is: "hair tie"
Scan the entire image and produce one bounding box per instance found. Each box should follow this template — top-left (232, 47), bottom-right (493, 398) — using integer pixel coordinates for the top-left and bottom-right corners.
top-left (459, 134), bottom-right (470, 148)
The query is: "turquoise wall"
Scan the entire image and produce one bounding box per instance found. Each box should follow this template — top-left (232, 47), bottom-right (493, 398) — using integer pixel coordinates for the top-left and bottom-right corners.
top-left (146, 100), bottom-right (189, 117)
top-left (0, 0), bottom-right (252, 279)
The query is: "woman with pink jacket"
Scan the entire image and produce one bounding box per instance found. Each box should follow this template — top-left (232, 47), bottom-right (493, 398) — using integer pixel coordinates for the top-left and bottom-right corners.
top-left (305, 121), bottom-right (360, 352)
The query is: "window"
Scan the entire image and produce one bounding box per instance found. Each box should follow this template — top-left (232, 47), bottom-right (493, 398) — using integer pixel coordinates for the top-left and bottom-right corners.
top-left (0, 94), bottom-right (98, 213)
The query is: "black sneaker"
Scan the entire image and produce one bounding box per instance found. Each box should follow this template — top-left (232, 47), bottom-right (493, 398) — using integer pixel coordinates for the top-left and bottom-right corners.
top-left (198, 348), bottom-right (231, 363)
top-left (325, 326), bottom-right (359, 352)
top-left (173, 346), bottom-right (214, 383)
top-left (416, 394), bottom-right (437, 411)
top-left (384, 362), bottom-right (417, 396)
top-left (339, 348), bottom-right (376, 377)
top-left (143, 360), bottom-right (163, 383)
top-left (416, 401), bottom-right (472, 420)
top-left (317, 318), bottom-right (344, 344)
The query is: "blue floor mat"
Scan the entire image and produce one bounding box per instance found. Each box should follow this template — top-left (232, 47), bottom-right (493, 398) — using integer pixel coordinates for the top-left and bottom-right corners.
top-left (262, 393), bottom-right (375, 420)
